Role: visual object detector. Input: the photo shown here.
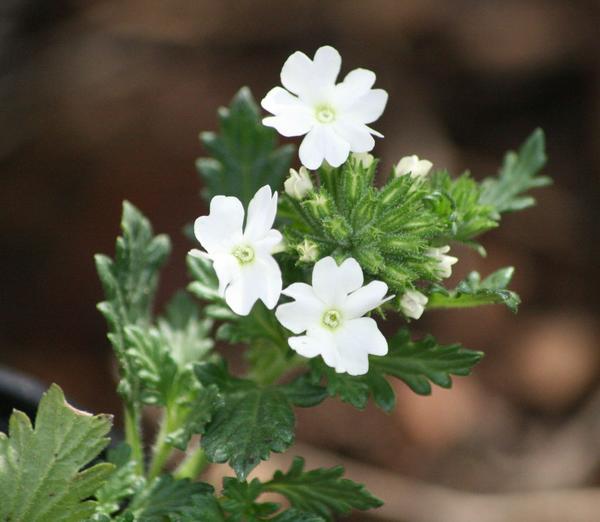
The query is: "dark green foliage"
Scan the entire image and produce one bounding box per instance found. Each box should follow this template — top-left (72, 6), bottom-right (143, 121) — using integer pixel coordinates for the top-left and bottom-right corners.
top-left (428, 267), bottom-right (521, 313)
top-left (197, 87), bottom-right (294, 206)
top-left (195, 362), bottom-right (296, 480)
top-left (480, 128), bottom-right (551, 215)
top-left (0, 385), bottom-right (114, 522)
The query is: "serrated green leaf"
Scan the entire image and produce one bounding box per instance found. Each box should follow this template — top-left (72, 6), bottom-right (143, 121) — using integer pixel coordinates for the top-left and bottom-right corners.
top-left (279, 374), bottom-right (328, 408)
top-left (480, 128), bottom-right (551, 215)
top-left (0, 384), bottom-right (114, 522)
top-left (124, 475), bottom-right (214, 521)
top-left (264, 457), bottom-right (382, 521)
top-left (271, 509), bottom-right (325, 522)
top-left (221, 478), bottom-right (279, 522)
top-left (196, 362), bottom-right (295, 480)
top-left (428, 267), bottom-right (521, 313)
top-left (197, 87), bottom-right (294, 206)
top-left (370, 330), bottom-right (484, 395)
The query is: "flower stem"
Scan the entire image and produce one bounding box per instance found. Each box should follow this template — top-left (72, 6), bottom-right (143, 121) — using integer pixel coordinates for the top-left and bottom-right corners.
top-left (174, 446), bottom-right (209, 480)
top-left (148, 410), bottom-right (175, 480)
top-left (124, 403), bottom-right (144, 476)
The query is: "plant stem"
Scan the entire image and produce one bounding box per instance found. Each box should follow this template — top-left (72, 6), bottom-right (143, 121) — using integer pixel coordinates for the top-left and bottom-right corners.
top-left (148, 410), bottom-right (175, 480)
top-left (174, 446), bottom-right (209, 480)
top-left (124, 403), bottom-right (144, 476)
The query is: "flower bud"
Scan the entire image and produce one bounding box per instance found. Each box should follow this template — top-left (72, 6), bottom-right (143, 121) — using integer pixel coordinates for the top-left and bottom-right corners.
top-left (284, 167), bottom-right (313, 200)
top-left (352, 152), bottom-right (374, 169)
top-left (400, 289), bottom-right (428, 319)
top-left (297, 239), bottom-right (319, 263)
top-left (394, 155), bottom-right (433, 179)
top-left (427, 245), bottom-right (458, 279)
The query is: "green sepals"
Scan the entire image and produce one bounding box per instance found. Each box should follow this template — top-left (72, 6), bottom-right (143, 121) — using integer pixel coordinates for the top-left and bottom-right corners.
top-left (94, 444), bottom-right (145, 517)
top-left (428, 266), bottom-right (521, 313)
top-left (428, 170), bottom-right (498, 249)
top-left (0, 384), bottom-right (114, 522)
top-left (123, 475), bottom-right (215, 521)
top-left (195, 362), bottom-right (295, 480)
top-left (370, 329), bottom-right (484, 395)
top-left (263, 457), bottom-right (383, 521)
top-left (95, 201), bottom-right (171, 401)
top-left (197, 87), bottom-right (294, 206)
top-left (480, 128), bottom-right (551, 215)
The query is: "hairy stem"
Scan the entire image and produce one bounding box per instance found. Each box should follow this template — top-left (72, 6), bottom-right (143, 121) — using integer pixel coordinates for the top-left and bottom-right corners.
top-left (174, 446), bottom-right (209, 480)
top-left (124, 403), bottom-right (144, 476)
top-left (148, 410), bottom-right (175, 480)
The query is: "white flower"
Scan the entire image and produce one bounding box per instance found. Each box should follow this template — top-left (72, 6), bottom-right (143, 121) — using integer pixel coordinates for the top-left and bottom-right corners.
top-left (427, 245), bottom-right (458, 279)
top-left (394, 155), bottom-right (433, 179)
top-left (261, 45), bottom-right (388, 170)
top-left (191, 185), bottom-right (283, 316)
top-left (400, 290), bottom-right (428, 320)
top-left (352, 152), bottom-right (374, 168)
top-left (275, 257), bottom-right (392, 376)
top-left (284, 167), bottom-right (313, 199)
top-left (297, 239), bottom-right (319, 263)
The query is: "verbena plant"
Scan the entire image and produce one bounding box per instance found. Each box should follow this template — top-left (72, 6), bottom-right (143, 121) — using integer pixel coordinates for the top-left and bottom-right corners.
top-left (0, 46), bottom-right (550, 521)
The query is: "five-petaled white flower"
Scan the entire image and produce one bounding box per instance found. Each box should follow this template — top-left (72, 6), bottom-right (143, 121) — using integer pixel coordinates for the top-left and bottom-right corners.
top-left (191, 185), bottom-right (283, 316)
top-left (427, 245), bottom-right (458, 279)
top-left (275, 256), bottom-right (391, 375)
top-left (394, 155), bottom-right (433, 179)
top-left (261, 45), bottom-right (388, 170)
top-left (400, 290), bottom-right (428, 320)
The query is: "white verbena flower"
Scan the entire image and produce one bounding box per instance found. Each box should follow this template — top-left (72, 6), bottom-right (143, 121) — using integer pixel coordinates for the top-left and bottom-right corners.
top-left (284, 166), bottom-right (313, 200)
top-left (191, 185), bottom-right (283, 316)
top-left (400, 290), bottom-right (428, 320)
top-left (261, 45), bottom-right (388, 170)
top-left (427, 245), bottom-right (458, 279)
top-left (275, 256), bottom-right (392, 376)
top-left (394, 155), bottom-right (433, 179)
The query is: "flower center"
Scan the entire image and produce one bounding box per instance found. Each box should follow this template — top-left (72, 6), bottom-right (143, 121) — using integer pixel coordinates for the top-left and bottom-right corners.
top-left (232, 245), bottom-right (255, 265)
top-left (315, 105), bottom-right (336, 124)
top-left (322, 309), bottom-right (342, 330)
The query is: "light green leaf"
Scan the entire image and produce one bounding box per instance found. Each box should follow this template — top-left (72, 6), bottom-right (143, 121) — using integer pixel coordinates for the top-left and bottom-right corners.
top-left (0, 384), bottom-right (114, 522)
top-left (264, 457), bottom-right (382, 521)
top-left (196, 362), bottom-right (295, 480)
top-left (197, 87), bottom-right (294, 206)
top-left (428, 267), bottom-right (521, 313)
top-left (480, 128), bottom-right (551, 215)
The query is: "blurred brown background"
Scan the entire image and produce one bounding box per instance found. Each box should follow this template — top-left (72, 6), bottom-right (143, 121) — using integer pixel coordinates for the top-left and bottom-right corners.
top-left (1, 1), bottom-right (600, 520)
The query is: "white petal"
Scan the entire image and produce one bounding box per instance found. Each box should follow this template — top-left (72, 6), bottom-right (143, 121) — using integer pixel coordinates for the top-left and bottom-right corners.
top-left (254, 229), bottom-right (283, 255)
top-left (244, 185), bottom-right (278, 241)
top-left (288, 327), bottom-right (335, 360)
top-left (322, 126), bottom-right (351, 167)
top-left (299, 127), bottom-right (327, 169)
top-left (342, 281), bottom-right (390, 319)
top-left (261, 86), bottom-right (304, 113)
top-left (194, 196), bottom-right (244, 254)
top-left (347, 89), bottom-right (388, 125)
top-left (333, 119), bottom-right (375, 153)
top-left (276, 283), bottom-right (323, 334)
top-left (224, 254), bottom-right (282, 315)
top-left (312, 46), bottom-right (342, 87)
top-left (262, 114), bottom-right (313, 137)
top-left (336, 317), bottom-right (388, 375)
top-left (211, 253), bottom-right (239, 297)
top-left (312, 257), bottom-right (364, 306)
top-left (280, 50), bottom-right (314, 96)
top-left (334, 68), bottom-right (376, 108)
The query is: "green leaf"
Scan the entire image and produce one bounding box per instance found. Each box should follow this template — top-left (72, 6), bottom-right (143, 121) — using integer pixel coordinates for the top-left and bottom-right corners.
top-left (279, 374), bottom-right (328, 408)
top-left (480, 128), bottom-right (551, 215)
top-left (196, 362), bottom-right (295, 480)
top-left (124, 475), bottom-right (214, 521)
top-left (370, 329), bottom-right (484, 395)
top-left (0, 384), bottom-right (114, 522)
top-left (428, 267), bottom-right (521, 313)
top-left (95, 201), bottom-right (171, 400)
top-left (221, 478), bottom-right (279, 522)
top-left (197, 87), bottom-right (294, 206)
top-left (271, 510), bottom-right (325, 522)
top-left (264, 457), bottom-right (382, 521)
top-left (94, 444), bottom-right (144, 516)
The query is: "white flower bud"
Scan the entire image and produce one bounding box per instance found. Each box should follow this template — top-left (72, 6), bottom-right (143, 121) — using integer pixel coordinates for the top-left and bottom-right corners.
top-left (284, 167), bottom-right (313, 200)
top-left (400, 290), bottom-right (428, 319)
top-left (352, 152), bottom-right (374, 168)
top-left (297, 239), bottom-right (319, 263)
top-left (394, 155), bottom-right (433, 179)
top-left (427, 245), bottom-right (458, 279)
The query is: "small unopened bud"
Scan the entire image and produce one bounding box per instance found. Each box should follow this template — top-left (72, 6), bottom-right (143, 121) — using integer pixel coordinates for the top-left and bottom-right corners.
top-left (427, 245), bottom-right (458, 279)
top-left (394, 155), bottom-right (433, 179)
top-left (400, 289), bottom-right (428, 319)
top-left (297, 239), bottom-right (319, 262)
top-left (285, 167), bottom-right (313, 200)
top-left (352, 152), bottom-right (374, 169)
